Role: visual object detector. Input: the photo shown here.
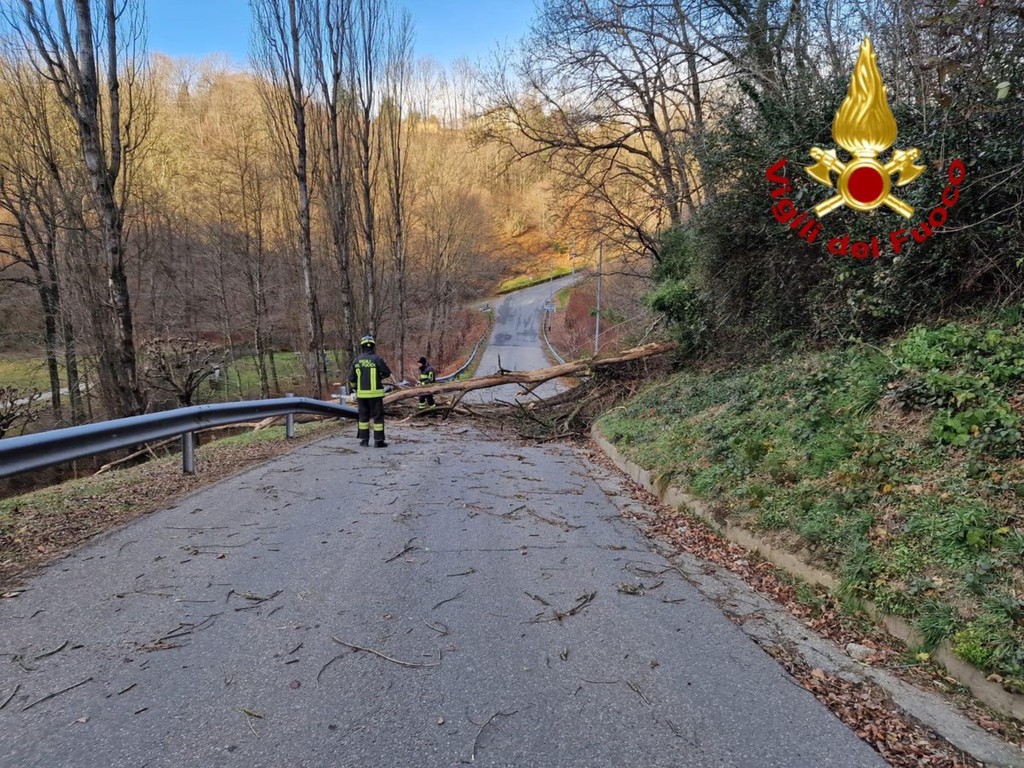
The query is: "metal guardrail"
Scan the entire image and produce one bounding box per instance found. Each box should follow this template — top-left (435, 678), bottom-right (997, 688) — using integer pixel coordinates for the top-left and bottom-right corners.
top-left (0, 396), bottom-right (358, 480)
top-left (541, 306), bottom-right (566, 366)
top-left (437, 333), bottom-right (488, 382)
top-left (3, 324), bottom-right (490, 482)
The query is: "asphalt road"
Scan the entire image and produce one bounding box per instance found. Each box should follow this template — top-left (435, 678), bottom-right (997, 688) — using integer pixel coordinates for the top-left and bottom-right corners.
top-left (468, 275), bottom-right (578, 403)
top-left (0, 425), bottom-right (887, 768)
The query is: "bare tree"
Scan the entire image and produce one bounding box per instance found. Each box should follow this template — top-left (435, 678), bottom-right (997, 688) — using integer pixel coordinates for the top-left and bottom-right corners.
top-left (380, 10), bottom-right (414, 380)
top-left (0, 56), bottom-right (86, 422)
top-left (479, 0), bottom-right (714, 264)
top-left (413, 137), bottom-right (489, 364)
top-left (142, 336), bottom-right (223, 407)
top-left (230, 87), bottom-right (278, 400)
top-left (308, 0), bottom-right (358, 365)
top-left (5, 0), bottom-right (150, 418)
top-left (0, 385), bottom-right (40, 439)
top-left (448, 57), bottom-right (480, 129)
top-left (347, 0), bottom-right (389, 337)
top-left (252, 0), bottom-right (327, 398)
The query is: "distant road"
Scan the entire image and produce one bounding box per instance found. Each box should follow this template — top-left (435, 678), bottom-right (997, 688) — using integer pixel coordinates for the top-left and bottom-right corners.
top-left (469, 274), bottom-right (579, 402)
top-left (13, 384), bottom-right (87, 407)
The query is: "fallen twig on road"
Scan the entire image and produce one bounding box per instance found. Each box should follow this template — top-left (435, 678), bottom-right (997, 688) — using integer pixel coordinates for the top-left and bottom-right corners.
top-left (384, 538), bottom-right (419, 563)
top-left (32, 639), bottom-right (69, 661)
top-left (241, 707), bottom-right (262, 736)
top-left (432, 590), bottom-right (466, 611)
top-left (423, 619), bottom-right (449, 636)
top-left (22, 677), bottom-right (93, 711)
top-left (331, 637), bottom-right (441, 668)
top-left (531, 591), bottom-right (596, 623)
top-left (0, 684), bottom-right (19, 711)
top-left (468, 709), bottom-right (518, 762)
top-left (526, 508), bottom-right (583, 531)
top-left (234, 590), bottom-right (282, 611)
top-left (317, 654), bottom-right (344, 683)
top-left (626, 680), bottom-right (652, 705)
top-left (159, 613), bottom-right (220, 641)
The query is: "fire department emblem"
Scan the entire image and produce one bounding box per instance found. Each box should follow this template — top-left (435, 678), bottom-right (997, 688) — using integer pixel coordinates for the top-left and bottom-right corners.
top-left (806, 38), bottom-right (925, 219)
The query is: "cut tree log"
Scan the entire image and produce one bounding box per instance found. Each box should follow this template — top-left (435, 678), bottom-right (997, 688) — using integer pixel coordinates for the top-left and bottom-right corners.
top-left (383, 341), bottom-right (676, 406)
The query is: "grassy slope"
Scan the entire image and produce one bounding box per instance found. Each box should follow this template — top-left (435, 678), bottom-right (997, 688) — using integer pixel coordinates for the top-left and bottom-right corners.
top-left (0, 352), bottom-right (308, 406)
top-left (0, 355), bottom-right (52, 391)
top-left (597, 309), bottom-right (1024, 692)
top-left (490, 226), bottom-right (574, 294)
top-left (496, 266), bottom-right (573, 294)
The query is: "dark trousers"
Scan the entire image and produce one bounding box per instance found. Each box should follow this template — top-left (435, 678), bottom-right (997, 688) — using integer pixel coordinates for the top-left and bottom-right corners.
top-left (356, 397), bottom-right (385, 443)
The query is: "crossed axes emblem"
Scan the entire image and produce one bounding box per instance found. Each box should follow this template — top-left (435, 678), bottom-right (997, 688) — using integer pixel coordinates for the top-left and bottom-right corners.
top-left (806, 147), bottom-right (925, 219)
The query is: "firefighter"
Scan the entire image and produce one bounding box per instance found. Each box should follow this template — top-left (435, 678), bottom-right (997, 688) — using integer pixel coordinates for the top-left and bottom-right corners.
top-left (417, 356), bottom-right (436, 411)
top-left (348, 335), bottom-right (392, 447)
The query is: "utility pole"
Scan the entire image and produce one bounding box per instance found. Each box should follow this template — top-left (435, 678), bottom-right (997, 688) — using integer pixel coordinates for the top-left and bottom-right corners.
top-left (595, 242), bottom-right (603, 356)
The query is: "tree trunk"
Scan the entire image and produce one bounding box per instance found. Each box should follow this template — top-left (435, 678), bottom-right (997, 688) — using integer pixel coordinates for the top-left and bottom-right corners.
top-left (68, 0), bottom-right (143, 417)
top-left (384, 341), bottom-right (676, 405)
top-left (38, 281), bottom-right (62, 414)
top-left (63, 315), bottom-right (83, 424)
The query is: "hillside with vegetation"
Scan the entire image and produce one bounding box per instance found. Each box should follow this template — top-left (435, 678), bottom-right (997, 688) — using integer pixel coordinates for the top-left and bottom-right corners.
top-left (477, 0), bottom-right (1024, 714)
top-left (598, 310), bottom-right (1024, 692)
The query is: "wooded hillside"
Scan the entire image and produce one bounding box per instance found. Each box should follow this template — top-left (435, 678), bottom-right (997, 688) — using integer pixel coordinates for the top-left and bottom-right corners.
top-left (1, 0), bottom-right (1021, 431)
top-left (0, 0), bottom-right (565, 426)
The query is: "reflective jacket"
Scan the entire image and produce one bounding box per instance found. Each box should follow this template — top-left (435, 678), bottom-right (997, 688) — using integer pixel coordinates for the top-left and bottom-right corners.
top-left (418, 363), bottom-right (436, 386)
top-left (348, 352), bottom-right (391, 398)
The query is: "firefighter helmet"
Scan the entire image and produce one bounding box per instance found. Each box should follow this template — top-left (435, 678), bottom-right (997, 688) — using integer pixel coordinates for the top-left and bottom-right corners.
top-left (360, 335), bottom-right (375, 349)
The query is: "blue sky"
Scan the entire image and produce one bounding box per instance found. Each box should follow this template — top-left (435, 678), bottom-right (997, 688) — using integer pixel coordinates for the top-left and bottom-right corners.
top-left (146, 0), bottom-right (537, 68)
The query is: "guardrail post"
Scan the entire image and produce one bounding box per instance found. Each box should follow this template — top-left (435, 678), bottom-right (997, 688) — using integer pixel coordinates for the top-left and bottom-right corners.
top-left (285, 393), bottom-right (295, 439)
top-left (182, 432), bottom-right (196, 475)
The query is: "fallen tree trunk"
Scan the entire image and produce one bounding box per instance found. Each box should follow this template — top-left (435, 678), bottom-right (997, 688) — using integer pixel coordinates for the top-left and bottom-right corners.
top-left (383, 341), bottom-right (676, 406)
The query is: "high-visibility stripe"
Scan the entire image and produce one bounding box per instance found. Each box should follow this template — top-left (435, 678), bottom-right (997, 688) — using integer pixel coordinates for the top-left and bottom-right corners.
top-left (355, 359), bottom-right (385, 397)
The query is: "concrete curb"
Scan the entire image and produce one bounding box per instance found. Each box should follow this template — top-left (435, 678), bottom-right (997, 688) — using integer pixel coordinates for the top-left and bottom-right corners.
top-left (592, 425), bottom-right (1024, 764)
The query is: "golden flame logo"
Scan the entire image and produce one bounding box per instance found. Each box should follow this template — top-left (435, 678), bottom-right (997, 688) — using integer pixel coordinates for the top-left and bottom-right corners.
top-left (833, 39), bottom-right (897, 156)
top-left (805, 38), bottom-right (925, 218)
